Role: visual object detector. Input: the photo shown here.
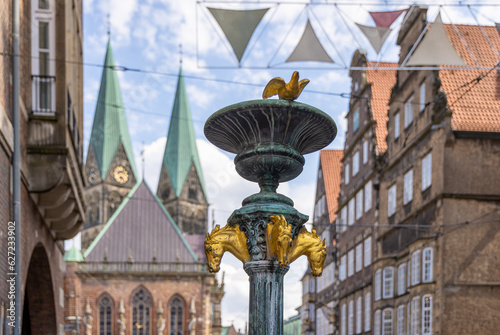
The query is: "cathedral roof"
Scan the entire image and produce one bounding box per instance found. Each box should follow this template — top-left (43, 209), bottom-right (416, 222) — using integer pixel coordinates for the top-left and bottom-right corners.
top-left (84, 181), bottom-right (198, 262)
top-left (88, 39), bottom-right (137, 179)
top-left (161, 68), bottom-right (206, 197)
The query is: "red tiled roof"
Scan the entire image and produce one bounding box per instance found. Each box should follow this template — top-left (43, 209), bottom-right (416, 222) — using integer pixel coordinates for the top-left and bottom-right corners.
top-left (441, 24), bottom-right (500, 132)
top-left (366, 62), bottom-right (397, 153)
top-left (320, 150), bottom-right (343, 223)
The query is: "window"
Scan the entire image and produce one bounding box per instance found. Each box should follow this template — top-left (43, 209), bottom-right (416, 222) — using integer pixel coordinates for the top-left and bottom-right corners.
top-left (364, 181), bottom-right (372, 212)
top-left (356, 190), bottom-right (363, 220)
top-left (348, 198), bottom-right (355, 226)
top-left (374, 269), bottom-right (382, 301)
top-left (170, 297), bottom-right (184, 335)
top-left (405, 96), bottom-right (414, 128)
top-left (341, 304), bottom-right (347, 335)
top-left (407, 260), bottom-right (411, 289)
top-left (397, 305), bottom-right (405, 335)
top-left (412, 250), bottom-right (421, 285)
top-left (374, 310), bottom-right (381, 335)
top-left (388, 184), bottom-right (396, 217)
top-left (422, 248), bottom-right (433, 283)
top-left (345, 164), bottom-right (350, 185)
top-left (340, 255), bottom-right (347, 281)
top-left (363, 140), bottom-right (369, 164)
top-left (348, 249), bottom-right (354, 277)
top-left (353, 108), bottom-right (360, 132)
top-left (353, 151), bottom-right (360, 175)
top-left (398, 263), bottom-right (406, 296)
top-left (407, 302), bottom-right (411, 335)
top-left (422, 152), bottom-right (432, 191)
top-left (340, 207), bottom-right (347, 233)
top-left (355, 243), bottom-right (363, 273)
top-left (382, 309), bottom-right (393, 335)
top-left (98, 295), bottom-right (112, 335)
top-left (422, 295), bottom-right (432, 335)
top-left (356, 297), bottom-right (362, 334)
top-left (364, 237), bottom-right (372, 267)
top-left (303, 277), bottom-right (309, 295)
top-left (132, 288), bottom-right (152, 335)
top-left (364, 293), bottom-right (371, 331)
top-left (382, 267), bottom-right (394, 299)
top-left (411, 296), bottom-right (420, 335)
top-left (394, 112), bottom-right (400, 139)
top-left (309, 277), bottom-right (315, 293)
top-left (404, 170), bottom-right (413, 205)
top-left (348, 300), bottom-right (354, 335)
top-left (420, 82), bottom-right (426, 112)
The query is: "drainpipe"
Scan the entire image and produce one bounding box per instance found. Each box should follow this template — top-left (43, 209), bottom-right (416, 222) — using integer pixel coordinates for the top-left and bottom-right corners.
top-left (12, 0), bottom-right (21, 333)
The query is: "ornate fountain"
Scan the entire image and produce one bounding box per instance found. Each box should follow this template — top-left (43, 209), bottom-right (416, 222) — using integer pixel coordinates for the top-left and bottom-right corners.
top-left (204, 73), bottom-right (337, 335)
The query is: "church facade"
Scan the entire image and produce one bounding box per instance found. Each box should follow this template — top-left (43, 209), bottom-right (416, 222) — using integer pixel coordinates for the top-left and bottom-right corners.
top-left (64, 40), bottom-right (224, 335)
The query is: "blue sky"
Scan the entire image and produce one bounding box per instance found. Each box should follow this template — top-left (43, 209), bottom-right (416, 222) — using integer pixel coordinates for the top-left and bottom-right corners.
top-left (80, 0), bottom-right (498, 330)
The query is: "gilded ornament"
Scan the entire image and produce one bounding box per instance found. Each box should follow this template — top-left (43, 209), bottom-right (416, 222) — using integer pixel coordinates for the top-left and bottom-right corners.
top-left (266, 215), bottom-right (293, 267)
top-left (288, 226), bottom-right (326, 276)
top-left (113, 165), bottom-right (129, 184)
top-left (262, 71), bottom-right (309, 101)
top-left (205, 224), bottom-right (250, 273)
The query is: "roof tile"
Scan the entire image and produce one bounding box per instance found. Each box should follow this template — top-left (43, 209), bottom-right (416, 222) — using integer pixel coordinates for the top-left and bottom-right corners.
top-left (320, 150), bottom-right (343, 223)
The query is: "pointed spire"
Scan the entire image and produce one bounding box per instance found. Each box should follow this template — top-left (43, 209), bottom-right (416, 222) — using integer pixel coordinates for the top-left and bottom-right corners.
top-left (88, 39), bottom-right (137, 180)
top-left (161, 68), bottom-right (206, 197)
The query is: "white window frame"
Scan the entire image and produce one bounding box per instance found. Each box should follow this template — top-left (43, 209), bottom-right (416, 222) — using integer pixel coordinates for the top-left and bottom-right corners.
top-left (364, 237), bottom-right (372, 267)
top-left (404, 169), bottom-right (413, 205)
top-left (397, 263), bottom-right (406, 296)
top-left (348, 300), bottom-right (354, 335)
top-left (382, 308), bottom-right (393, 335)
top-left (364, 292), bottom-right (371, 331)
top-left (356, 296), bottom-right (362, 334)
top-left (422, 152), bottom-right (432, 191)
top-left (412, 250), bottom-right (421, 286)
top-left (353, 151), bottom-right (360, 176)
top-left (345, 163), bottom-right (350, 185)
top-left (388, 184), bottom-right (396, 217)
top-left (407, 302), bottom-right (411, 335)
top-left (374, 310), bottom-right (381, 335)
top-left (341, 304), bottom-right (347, 335)
top-left (420, 82), bottom-right (426, 112)
top-left (422, 248), bottom-right (433, 283)
top-left (340, 207), bottom-right (347, 233)
top-left (405, 96), bottom-right (414, 128)
top-left (363, 140), bottom-right (369, 164)
top-left (382, 267), bottom-right (394, 299)
top-left (348, 249), bottom-right (355, 277)
top-left (397, 305), bottom-right (405, 335)
top-left (411, 296), bottom-right (420, 335)
top-left (356, 190), bottom-right (363, 220)
top-left (355, 243), bottom-right (363, 273)
top-left (340, 255), bottom-right (347, 281)
top-left (407, 260), bottom-right (411, 289)
top-left (394, 112), bottom-right (400, 140)
top-left (31, 0), bottom-right (56, 115)
top-left (421, 295), bottom-right (432, 335)
top-left (364, 180), bottom-right (372, 212)
top-left (348, 198), bottom-right (355, 226)
top-left (374, 269), bottom-right (382, 301)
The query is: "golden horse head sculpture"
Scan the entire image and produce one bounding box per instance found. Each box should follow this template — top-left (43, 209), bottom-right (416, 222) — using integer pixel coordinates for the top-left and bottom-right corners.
top-left (204, 224), bottom-right (250, 273)
top-left (266, 215), bottom-right (293, 267)
top-left (288, 226), bottom-right (326, 277)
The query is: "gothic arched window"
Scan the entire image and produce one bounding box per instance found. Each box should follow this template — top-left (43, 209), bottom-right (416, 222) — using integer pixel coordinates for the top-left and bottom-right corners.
top-left (132, 288), bottom-right (152, 335)
top-left (170, 297), bottom-right (184, 335)
top-left (98, 295), bottom-right (112, 335)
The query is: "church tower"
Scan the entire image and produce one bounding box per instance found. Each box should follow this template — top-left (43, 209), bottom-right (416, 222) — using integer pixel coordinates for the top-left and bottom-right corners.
top-left (157, 68), bottom-right (208, 235)
top-left (82, 39), bottom-right (137, 249)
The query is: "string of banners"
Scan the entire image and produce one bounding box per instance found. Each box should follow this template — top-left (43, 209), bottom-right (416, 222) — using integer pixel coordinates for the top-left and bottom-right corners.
top-left (196, 3), bottom-right (500, 70)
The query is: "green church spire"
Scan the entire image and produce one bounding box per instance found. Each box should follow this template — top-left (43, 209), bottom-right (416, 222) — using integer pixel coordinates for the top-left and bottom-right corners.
top-left (162, 68), bottom-right (206, 197)
top-left (88, 39), bottom-right (137, 179)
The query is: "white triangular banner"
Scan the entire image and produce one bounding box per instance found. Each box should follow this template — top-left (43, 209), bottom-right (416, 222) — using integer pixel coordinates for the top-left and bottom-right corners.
top-left (208, 7), bottom-right (269, 63)
top-left (406, 13), bottom-right (466, 66)
top-left (356, 24), bottom-right (392, 54)
top-left (286, 19), bottom-right (334, 63)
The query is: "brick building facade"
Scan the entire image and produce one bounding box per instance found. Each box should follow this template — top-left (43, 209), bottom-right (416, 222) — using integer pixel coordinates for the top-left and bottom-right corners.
top-left (0, 0), bottom-right (85, 334)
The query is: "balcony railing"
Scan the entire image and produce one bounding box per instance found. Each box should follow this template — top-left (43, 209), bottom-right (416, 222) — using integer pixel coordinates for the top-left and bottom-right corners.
top-left (77, 261), bottom-right (209, 274)
top-left (32, 75), bottom-right (56, 115)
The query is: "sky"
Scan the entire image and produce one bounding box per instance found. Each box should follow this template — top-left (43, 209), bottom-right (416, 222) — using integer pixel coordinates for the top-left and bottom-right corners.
top-left (78, 0), bottom-right (498, 331)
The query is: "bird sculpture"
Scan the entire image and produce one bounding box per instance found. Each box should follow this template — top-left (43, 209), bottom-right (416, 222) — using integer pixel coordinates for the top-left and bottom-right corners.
top-left (262, 71), bottom-right (309, 101)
